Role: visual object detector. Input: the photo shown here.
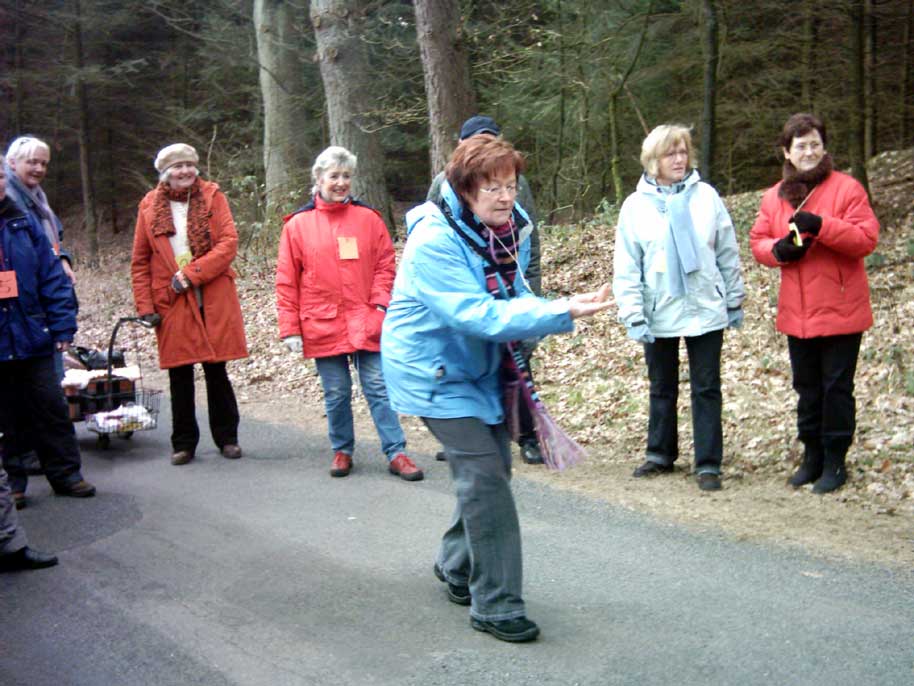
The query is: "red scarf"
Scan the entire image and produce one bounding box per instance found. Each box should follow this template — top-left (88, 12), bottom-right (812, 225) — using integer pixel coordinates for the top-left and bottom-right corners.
top-left (150, 178), bottom-right (212, 258)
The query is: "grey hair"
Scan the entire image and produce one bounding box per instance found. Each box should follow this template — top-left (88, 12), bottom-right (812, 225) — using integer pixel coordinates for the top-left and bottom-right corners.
top-left (311, 146), bottom-right (357, 196)
top-left (5, 136), bottom-right (51, 165)
top-left (158, 165), bottom-right (199, 184)
top-left (639, 124), bottom-right (697, 178)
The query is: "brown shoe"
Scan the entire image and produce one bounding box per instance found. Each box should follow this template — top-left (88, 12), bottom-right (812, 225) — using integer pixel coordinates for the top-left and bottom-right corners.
top-left (330, 451), bottom-right (352, 477)
top-left (221, 444), bottom-right (242, 459)
top-left (171, 450), bottom-right (194, 466)
top-left (388, 453), bottom-right (423, 482)
top-left (12, 492), bottom-right (26, 510)
top-left (53, 480), bottom-right (96, 498)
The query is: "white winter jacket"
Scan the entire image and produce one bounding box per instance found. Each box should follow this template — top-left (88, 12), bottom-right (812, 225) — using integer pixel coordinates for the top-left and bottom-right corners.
top-left (612, 171), bottom-right (745, 338)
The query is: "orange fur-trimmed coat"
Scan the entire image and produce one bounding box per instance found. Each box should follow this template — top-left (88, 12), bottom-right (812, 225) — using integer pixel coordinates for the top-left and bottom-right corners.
top-left (131, 179), bottom-right (248, 368)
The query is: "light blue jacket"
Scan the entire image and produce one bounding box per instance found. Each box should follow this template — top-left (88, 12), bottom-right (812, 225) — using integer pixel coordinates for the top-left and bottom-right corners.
top-left (381, 181), bottom-right (573, 424)
top-left (612, 171), bottom-right (745, 338)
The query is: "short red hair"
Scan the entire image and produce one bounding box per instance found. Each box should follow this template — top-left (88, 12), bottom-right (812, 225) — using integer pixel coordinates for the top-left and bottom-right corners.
top-left (445, 136), bottom-right (526, 201)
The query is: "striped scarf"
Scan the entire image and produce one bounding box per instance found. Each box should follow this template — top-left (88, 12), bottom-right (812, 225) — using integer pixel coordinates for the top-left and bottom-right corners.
top-left (460, 206), bottom-right (519, 298)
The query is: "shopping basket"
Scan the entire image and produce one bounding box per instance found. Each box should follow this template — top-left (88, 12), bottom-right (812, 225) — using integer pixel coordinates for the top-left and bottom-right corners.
top-left (78, 316), bottom-right (163, 449)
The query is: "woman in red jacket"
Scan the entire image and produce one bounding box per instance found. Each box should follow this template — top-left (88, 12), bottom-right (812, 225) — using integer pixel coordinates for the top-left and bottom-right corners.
top-left (275, 146), bottom-right (421, 481)
top-left (750, 113), bottom-right (879, 493)
top-left (132, 143), bottom-right (248, 466)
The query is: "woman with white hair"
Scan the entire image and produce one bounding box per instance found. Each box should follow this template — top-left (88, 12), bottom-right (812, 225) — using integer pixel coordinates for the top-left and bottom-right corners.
top-left (4, 136), bottom-right (75, 286)
top-left (275, 145), bottom-right (421, 481)
top-left (131, 143), bottom-right (248, 466)
top-left (612, 124), bottom-right (745, 491)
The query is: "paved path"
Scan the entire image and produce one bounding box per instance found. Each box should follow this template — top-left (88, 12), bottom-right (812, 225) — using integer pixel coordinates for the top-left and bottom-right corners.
top-left (2, 404), bottom-right (913, 685)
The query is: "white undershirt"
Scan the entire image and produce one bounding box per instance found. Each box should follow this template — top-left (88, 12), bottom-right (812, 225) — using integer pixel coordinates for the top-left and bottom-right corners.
top-left (168, 200), bottom-right (203, 307)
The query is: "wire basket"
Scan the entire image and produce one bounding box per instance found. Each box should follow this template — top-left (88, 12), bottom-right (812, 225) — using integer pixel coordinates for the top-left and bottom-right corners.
top-left (85, 389), bottom-right (162, 435)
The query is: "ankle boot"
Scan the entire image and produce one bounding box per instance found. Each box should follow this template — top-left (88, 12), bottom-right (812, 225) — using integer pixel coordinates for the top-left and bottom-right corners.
top-left (812, 436), bottom-right (851, 494)
top-left (788, 437), bottom-right (824, 487)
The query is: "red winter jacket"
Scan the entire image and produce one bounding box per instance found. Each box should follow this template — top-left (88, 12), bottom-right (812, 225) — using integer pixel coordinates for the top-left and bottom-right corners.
top-left (275, 195), bottom-right (395, 358)
top-left (750, 170), bottom-right (879, 339)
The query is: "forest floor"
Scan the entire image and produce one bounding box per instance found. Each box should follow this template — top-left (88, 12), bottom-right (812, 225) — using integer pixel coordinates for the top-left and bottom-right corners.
top-left (69, 149), bottom-right (914, 570)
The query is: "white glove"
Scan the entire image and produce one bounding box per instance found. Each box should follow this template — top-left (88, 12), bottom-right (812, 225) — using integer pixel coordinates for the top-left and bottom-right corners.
top-left (283, 336), bottom-right (303, 354)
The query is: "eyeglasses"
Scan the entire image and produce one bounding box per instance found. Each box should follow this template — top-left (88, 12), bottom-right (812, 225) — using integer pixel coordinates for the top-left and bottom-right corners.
top-left (479, 184), bottom-right (517, 197)
top-left (790, 142), bottom-right (823, 153)
top-left (663, 148), bottom-right (689, 160)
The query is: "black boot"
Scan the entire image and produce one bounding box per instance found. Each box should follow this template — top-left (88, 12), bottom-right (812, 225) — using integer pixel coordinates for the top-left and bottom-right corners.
top-left (788, 437), bottom-right (824, 487)
top-left (812, 436), bottom-right (851, 494)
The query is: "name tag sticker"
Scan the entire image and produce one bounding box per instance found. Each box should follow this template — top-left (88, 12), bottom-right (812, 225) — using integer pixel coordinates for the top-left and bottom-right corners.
top-left (175, 251), bottom-right (193, 268)
top-left (338, 236), bottom-right (359, 260)
top-left (0, 271), bottom-right (19, 299)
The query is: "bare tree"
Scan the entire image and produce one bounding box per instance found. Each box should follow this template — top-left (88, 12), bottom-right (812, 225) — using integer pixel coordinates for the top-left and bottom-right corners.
top-left (310, 0), bottom-right (393, 228)
top-left (700, 0), bottom-right (719, 185)
top-left (848, 0), bottom-right (870, 192)
top-left (414, 0), bottom-right (476, 177)
top-left (73, 0), bottom-right (98, 265)
top-left (254, 0), bottom-right (313, 222)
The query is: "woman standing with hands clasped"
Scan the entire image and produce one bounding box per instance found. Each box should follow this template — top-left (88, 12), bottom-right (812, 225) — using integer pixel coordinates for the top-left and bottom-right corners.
top-left (750, 113), bottom-right (878, 494)
top-left (613, 124), bottom-right (745, 492)
top-left (131, 143), bottom-right (248, 466)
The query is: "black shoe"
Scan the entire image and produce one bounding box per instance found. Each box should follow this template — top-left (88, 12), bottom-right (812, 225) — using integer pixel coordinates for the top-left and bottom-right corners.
top-left (12, 492), bottom-right (26, 510)
top-left (433, 563), bottom-right (471, 606)
top-left (471, 616), bottom-right (540, 643)
top-left (435, 451), bottom-right (447, 462)
top-left (812, 467), bottom-right (847, 494)
top-left (519, 439), bottom-right (544, 465)
top-left (53, 479), bottom-right (96, 497)
top-left (697, 473), bottom-right (722, 491)
top-left (632, 460), bottom-right (674, 477)
top-left (0, 547), bottom-right (59, 572)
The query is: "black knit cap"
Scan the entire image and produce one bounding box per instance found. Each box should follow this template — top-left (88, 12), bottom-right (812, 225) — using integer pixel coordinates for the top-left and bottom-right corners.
top-left (459, 115), bottom-right (501, 141)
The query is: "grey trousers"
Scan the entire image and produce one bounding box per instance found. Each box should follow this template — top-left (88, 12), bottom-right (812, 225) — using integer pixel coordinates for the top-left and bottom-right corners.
top-left (422, 417), bottom-right (526, 622)
top-left (0, 466), bottom-right (27, 554)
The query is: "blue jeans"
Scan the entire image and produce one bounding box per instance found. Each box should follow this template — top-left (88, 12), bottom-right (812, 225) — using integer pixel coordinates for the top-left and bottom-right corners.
top-left (643, 329), bottom-right (724, 475)
top-left (422, 417), bottom-right (525, 622)
top-left (315, 352), bottom-right (406, 460)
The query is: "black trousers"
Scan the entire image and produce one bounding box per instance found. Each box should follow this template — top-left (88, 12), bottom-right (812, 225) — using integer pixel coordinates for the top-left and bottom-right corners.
top-left (0, 355), bottom-right (84, 493)
top-left (643, 329), bottom-right (724, 474)
top-left (787, 333), bottom-right (862, 443)
top-left (168, 361), bottom-right (240, 452)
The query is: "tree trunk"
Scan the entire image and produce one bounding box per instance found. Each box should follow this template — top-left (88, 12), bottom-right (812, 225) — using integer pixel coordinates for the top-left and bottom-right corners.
top-left (848, 0), bottom-right (870, 192)
top-left (607, 2), bottom-right (653, 206)
top-left (414, 0), bottom-right (476, 178)
top-left (73, 0), bottom-right (98, 265)
top-left (549, 0), bottom-right (567, 222)
top-left (864, 0), bottom-right (876, 160)
top-left (801, 1), bottom-right (817, 111)
top-left (311, 0), bottom-right (393, 230)
top-left (901, 0), bottom-right (913, 145)
top-left (700, 0), bottom-right (719, 185)
top-left (254, 0), bottom-right (313, 222)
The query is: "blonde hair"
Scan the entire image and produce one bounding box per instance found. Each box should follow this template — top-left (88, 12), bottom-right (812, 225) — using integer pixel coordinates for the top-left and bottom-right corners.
top-left (5, 136), bottom-right (51, 165)
top-left (639, 125), bottom-right (696, 178)
top-left (311, 146), bottom-right (357, 196)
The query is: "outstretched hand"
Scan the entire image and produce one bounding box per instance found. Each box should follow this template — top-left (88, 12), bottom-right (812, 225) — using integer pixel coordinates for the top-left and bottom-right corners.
top-left (568, 283), bottom-right (613, 320)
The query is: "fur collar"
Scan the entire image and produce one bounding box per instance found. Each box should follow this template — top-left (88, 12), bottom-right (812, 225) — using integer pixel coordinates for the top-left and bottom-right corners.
top-left (778, 154), bottom-right (833, 208)
top-left (150, 178), bottom-right (212, 258)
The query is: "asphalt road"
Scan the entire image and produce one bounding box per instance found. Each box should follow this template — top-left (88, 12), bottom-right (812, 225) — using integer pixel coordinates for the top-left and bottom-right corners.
top-left (2, 402), bottom-right (913, 686)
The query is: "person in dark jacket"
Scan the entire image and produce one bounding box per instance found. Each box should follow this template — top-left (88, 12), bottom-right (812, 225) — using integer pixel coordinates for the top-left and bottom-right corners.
top-left (427, 116), bottom-right (545, 465)
top-left (0, 166), bottom-right (95, 508)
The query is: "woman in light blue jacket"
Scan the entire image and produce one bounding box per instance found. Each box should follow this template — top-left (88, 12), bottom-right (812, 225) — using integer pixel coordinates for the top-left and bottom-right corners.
top-left (382, 136), bottom-right (610, 643)
top-left (613, 124), bottom-right (745, 491)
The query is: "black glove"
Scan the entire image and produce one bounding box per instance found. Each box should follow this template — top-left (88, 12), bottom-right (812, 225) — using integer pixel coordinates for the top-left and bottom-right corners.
top-left (171, 273), bottom-right (189, 294)
top-left (772, 234), bottom-right (813, 263)
top-left (791, 210), bottom-right (822, 235)
top-left (140, 313), bottom-right (162, 327)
